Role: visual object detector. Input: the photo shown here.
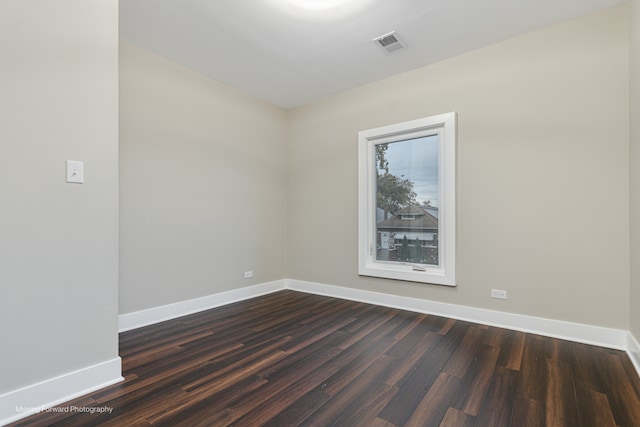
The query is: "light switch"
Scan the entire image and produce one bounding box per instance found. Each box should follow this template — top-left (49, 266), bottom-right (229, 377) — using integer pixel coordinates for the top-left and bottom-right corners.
top-left (66, 160), bottom-right (84, 184)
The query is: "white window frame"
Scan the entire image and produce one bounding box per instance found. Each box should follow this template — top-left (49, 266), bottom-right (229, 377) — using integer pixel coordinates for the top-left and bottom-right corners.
top-left (358, 112), bottom-right (456, 286)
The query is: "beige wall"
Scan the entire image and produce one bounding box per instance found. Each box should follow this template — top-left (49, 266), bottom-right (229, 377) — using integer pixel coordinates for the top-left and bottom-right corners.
top-left (119, 42), bottom-right (288, 314)
top-left (287, 6), bottom-right (630, 328)
top-left (0, 0), bottom-right (119, 392)
top-left (631, 0), bottom-right (640, 339)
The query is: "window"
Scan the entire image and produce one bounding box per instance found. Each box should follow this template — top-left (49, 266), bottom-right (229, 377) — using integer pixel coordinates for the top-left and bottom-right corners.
top-left (358, 113), bottom-right (456, 286)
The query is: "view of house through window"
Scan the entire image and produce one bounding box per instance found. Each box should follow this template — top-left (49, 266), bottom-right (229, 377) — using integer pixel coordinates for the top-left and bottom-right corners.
top-left (358, 112), bottom-right (455, 286)
top-left (375, 135), bottom-right (439, 266)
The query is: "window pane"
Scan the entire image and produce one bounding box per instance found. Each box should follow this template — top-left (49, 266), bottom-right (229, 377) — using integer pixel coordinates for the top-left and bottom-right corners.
top-left (375, 135), bottom-right (439, 266)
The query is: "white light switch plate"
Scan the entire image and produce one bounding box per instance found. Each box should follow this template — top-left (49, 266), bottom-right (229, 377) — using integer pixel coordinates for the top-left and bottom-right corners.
top-left (66, 160), bottom-right (84, 184)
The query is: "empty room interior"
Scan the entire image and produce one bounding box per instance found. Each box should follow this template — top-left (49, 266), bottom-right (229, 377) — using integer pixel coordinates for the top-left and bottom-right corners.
top-left (2, 0), bottom-right (640, 425)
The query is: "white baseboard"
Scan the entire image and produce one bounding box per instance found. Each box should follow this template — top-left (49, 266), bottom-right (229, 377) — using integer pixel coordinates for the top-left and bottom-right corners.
top-left (286, 279), bottom-right (629, 351)
top-left (118, 278), bottom-right (632, 353)
top-left (628, 332), bottom-right (640, 377)
top-left (0, 357), bottom-right (123, 427)
top-left (118, 280), bottom-right (286, 332)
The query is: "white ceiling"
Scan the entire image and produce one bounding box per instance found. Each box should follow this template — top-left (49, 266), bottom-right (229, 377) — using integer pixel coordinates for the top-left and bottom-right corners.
top-left (120, 0), bottom-right (626, 109)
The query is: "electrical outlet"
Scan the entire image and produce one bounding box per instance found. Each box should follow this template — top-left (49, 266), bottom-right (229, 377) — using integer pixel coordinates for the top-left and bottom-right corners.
top-left (244, 271), bottom-right (253, 279)
top-left (491, 289), bottom-right (508, 300)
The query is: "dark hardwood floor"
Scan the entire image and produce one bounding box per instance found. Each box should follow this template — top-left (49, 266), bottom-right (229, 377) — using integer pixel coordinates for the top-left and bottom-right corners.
top-left (10, 290), bottom-right (640, 426)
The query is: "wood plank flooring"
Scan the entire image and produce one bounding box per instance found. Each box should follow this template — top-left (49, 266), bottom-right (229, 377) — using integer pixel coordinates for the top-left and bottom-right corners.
top-left (9, 290), bottom-right (640, 426)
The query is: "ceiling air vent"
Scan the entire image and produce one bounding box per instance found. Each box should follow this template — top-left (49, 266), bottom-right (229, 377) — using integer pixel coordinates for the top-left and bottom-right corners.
top-left (372, 31), bottom-right (405, 54)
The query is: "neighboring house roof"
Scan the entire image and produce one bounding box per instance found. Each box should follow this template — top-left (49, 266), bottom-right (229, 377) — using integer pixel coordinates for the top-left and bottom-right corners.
top-left (394, 205), bottom-right (430, 216)
top-left (423, 206), bottom-right (439, 219)
top-left (377, 205), bottom-right (438, 229)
